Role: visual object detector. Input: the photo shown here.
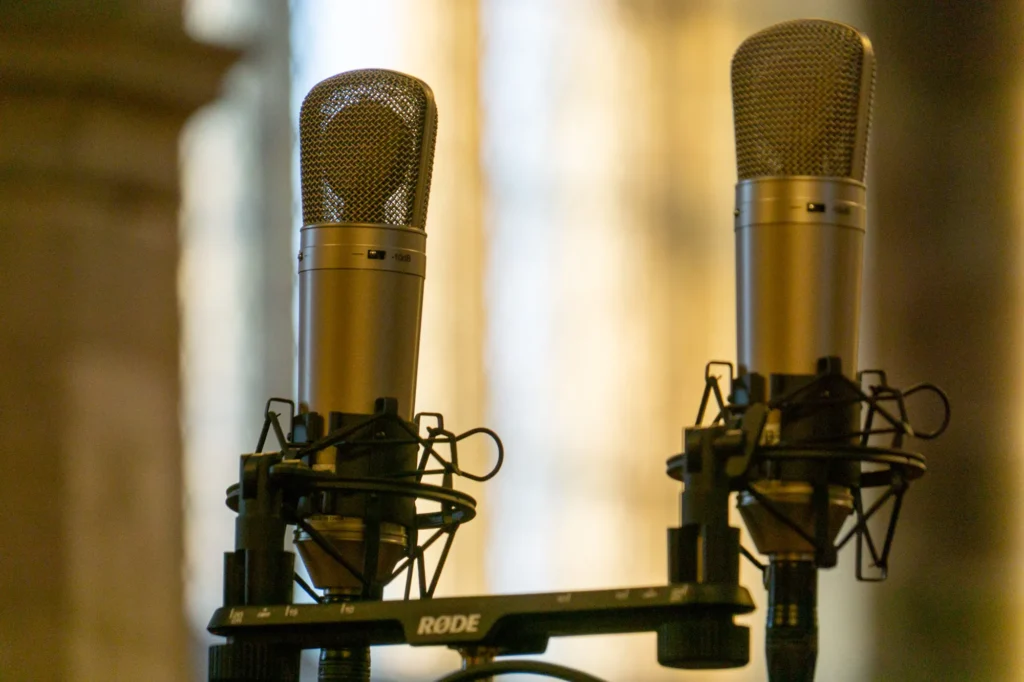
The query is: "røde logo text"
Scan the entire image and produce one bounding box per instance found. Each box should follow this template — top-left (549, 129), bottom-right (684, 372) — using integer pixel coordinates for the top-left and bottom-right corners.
top-left (416, 613), bottom-right (481, 636)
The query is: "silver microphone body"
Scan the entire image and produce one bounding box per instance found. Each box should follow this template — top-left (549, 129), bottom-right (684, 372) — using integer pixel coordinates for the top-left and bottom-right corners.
top-left (294, 223), bottom-right (427, 592)
top-left (735, 176), bottom-right (865, 380)
top-left (298, 223), bottom-right (426, 422)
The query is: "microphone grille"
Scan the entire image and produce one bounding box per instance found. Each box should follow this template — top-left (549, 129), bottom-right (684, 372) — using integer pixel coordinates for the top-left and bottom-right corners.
top-left (300, 69), bottom-right (438, 228)
top-left (732, 19), bottom-right (875, 181)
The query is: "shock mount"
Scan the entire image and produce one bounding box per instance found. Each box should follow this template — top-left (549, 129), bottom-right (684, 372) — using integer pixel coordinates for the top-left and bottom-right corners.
top-left (207, 359), bottom-right (949, 681)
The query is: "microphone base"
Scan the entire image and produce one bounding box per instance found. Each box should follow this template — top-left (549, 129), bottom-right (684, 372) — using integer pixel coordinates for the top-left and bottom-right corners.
top-left (767, 635), bottom-right (817, 682)
top-left (318, 646), bottom-right (370, 682)
top-left (765, 559), bottom-right (817, 682)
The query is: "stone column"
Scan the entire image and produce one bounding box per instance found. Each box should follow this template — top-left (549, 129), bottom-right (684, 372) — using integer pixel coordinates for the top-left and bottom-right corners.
top-left (0, 4), bottom-right (234, 681)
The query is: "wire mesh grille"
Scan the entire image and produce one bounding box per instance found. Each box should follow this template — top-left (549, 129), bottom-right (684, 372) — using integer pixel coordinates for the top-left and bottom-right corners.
top-left (732, 19), bottom-right (874, 180)
top-left (300, 69), bottom-right (437, 228)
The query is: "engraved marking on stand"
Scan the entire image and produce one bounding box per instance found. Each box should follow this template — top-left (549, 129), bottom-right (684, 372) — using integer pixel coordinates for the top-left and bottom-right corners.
top-left (417, 614), bottom-right (481, 635)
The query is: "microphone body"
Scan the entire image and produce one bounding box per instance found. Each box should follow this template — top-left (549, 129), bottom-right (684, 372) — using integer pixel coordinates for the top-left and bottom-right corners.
top-left (295, 223), bottom-right (426, 604)
top-left (729, 19), bottom-right (876, 682)
top-left (298, 223), bottom-right (426, 423)
top-left (735, 176), bottom-right (865, 380)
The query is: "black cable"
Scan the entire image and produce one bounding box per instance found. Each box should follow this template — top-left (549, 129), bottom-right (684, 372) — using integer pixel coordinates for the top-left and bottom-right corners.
top-left (296, 410), bottom-right (505, 483)
top-left (433, 660), bottom-right (608, 682)
top-left (293, 572), bottom-right (321, 603)
top-left (902, 382), bottom-right (952, 439)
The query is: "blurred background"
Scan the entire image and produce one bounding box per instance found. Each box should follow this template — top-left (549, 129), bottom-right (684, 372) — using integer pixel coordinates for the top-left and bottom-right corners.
top-left (1, 0), bottom-right (1022, 680)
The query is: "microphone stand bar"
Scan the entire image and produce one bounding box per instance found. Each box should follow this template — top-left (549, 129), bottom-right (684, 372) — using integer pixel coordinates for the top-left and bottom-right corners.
top-left (208, 582), bottom-right (755, 654)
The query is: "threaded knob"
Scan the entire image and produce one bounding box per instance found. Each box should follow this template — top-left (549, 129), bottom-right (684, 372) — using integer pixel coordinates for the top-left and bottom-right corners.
top-left (318, 647), bottom-right (370, 682)
top-left (657, 615), bottom-right (749, 669)
top-left (208, 642), bottom-right (300, 682)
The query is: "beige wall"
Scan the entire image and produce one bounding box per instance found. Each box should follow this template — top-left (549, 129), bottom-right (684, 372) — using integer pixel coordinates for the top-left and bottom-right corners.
top-left (863, 3), bottom-right (1024, 680)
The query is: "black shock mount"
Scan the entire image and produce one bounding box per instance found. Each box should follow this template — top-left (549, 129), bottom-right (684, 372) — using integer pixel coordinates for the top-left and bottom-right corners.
top-left (207, 358), bottom-right (948, 682)
top-left (667, 356), bottom-right (949, 681)
top-left (670, 357), bottom-right (949, 579)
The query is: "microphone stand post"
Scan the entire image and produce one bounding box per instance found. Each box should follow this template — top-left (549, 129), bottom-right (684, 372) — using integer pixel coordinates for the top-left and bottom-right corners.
top-left (659, 402), bottom-right (767, 669)
top-left (458, 646), bottom-right (499, 682)
top-left (209, 451), bottom-right (300, 682)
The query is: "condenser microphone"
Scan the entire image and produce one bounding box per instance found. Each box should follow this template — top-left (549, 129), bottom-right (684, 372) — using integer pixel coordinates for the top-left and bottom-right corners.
top-left (295, 68), bottom-right (437, 678)
top-left (298, 68), bottom-right (436, 424)
top-left (730, 19), bottom-right (875, 682)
